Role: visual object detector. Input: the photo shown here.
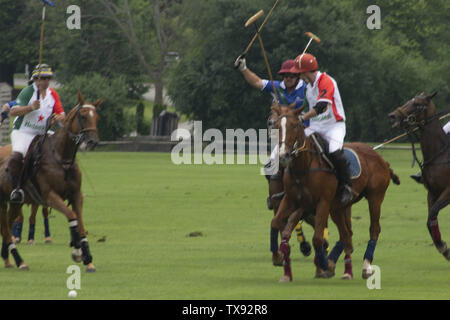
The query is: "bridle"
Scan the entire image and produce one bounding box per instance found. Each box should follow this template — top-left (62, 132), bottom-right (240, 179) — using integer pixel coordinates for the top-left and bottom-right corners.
top-left (392, 97), bottom-right (450, 170)
top-left (69, 104), bottom-right (98, 145)
top-left (59, 104), bottom-right (98, 169)
top-left (276, 114), bottom-right (308, 159)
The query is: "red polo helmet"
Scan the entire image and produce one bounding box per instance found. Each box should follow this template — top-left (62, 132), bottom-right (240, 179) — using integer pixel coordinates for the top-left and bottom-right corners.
top-left (290, 53), bottom-right (318, 73)
top-left (277, 59), bottom-right (299, 75)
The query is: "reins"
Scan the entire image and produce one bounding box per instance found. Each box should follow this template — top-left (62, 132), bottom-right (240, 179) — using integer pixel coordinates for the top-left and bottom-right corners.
top-left (394, 101), bottom-right (450, 170)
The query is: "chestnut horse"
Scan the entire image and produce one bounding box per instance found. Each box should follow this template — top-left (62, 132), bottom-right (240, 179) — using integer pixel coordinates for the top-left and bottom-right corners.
top-left (0, 144), bottom-right (52, 245)
top-left (270, 105), bottom-right (399, 281)
top-left (388, 92), bottom-right (450, 260)
top-left (0, 92), bottom-right (101, 271)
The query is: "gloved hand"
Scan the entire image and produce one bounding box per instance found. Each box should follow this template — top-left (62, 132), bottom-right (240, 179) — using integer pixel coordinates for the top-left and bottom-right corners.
top-left (234, 55), bottom-right (247, 72)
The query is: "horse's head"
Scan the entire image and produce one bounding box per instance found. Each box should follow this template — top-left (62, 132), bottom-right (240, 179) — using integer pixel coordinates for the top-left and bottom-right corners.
top-left (271, 104), bottom-right (306, 168)
top-left (388, 92), bottom-right (437, 129)
top-left (65, 91), bottom-right (102, 150)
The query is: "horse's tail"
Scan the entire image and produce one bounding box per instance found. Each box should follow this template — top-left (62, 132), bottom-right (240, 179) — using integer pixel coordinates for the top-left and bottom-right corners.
top-left (387, 162), bottom-right (400, 185)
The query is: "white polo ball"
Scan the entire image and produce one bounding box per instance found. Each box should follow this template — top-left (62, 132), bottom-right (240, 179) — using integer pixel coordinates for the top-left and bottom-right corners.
top-left (68, 290), bottom-right (78, 298)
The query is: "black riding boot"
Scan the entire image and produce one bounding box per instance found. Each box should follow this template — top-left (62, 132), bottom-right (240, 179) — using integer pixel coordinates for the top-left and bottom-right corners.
top-left (6, 152), bottom-right (25, 204)
top-left (329, 150), bottom-right (354, 204)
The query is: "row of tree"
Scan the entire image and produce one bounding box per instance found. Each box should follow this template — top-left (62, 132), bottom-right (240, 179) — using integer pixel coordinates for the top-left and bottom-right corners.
top-left (1, 0), bottom-right (449, 142)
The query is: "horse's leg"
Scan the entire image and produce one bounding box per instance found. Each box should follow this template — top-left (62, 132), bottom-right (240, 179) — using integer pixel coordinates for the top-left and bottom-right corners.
top-left (72, 191), bottom-right (95, 272)
top-left (0, 202), bottom-right (12, 268)
top-left (5, 204), bottom-right (28, 270)
top-left (426, 189), bottom-right (450, 260)
top-left (42, 207), bottom-right (51, 243)
top-left (328, 206), bottom-right (353, 279)
top-left (11, 208), bottom-right (24, 243)
top-left (362, 191), bottom-right (385, 278)
top-left (279, 208), bottom-right (303, 282)
top-left (269, 178), bottom-right (283, 266)
top-left (343, 207), bottom-right (354, 279)
top-left (45, 191), bottom-right (83, 263)
top-left (27, 204), bottom-right (38, 245)
top-left (313, 199), bottom-right (334, 278)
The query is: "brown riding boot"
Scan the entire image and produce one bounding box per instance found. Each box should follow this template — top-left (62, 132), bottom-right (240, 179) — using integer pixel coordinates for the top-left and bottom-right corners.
top-left (6, 152), bottom-right (25, 204)
top-left (329, 149), bottom-right (354, 204)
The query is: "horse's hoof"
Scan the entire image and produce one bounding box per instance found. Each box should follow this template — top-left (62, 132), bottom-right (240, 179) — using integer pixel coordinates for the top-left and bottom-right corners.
top-left (272, 251), bottom-right (284, 266)
top-left (279, 275), bottom-right (292, 282)
top-left (86, 263), bottom-right (96, 273)
top-left (315, 267), bottom-right (334, 279)
top-left (27, 240), bottom-right (35, 245)
top-left (4, 261), bottom-right (14, 268)
top-left (13, 237), bottom-right (21, 244)
top-left (362, 268), bottom-right (374, 279)
top-left (45, 237), bottom-right (52, 244)
top-left (300, 241), bottom-right (312, 257)
top-left (18, 264), bottom-right (29, 271)
top-left (71, 249), bottom-right (82, 263)
top-left (341, 273), bottom-right (353, 280)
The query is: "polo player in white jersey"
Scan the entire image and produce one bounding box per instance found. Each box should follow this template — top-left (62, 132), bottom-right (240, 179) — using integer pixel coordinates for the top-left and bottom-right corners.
top-left (290, 53), bottom-right (354, 204)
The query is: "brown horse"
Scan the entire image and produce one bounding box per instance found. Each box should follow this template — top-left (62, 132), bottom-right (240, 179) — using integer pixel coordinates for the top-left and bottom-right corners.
top-left (270, 105), bottom-right (399, 281)
top-left (0, 92), bottom-right (101, 271)
top-left (388, 92), bottom-right (450, 260)
top-left (0, 144), bottom-right (52, 244)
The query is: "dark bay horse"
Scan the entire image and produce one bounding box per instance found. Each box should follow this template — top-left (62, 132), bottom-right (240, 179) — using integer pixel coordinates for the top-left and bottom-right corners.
top-left (0, 144), bottom-right (52, 245)
top-left (388, 92), bottom-right (450, 260)
top-left (0, 92), bottom-right (101, 271)
top-left (270, 105), bottom-right (400, 281)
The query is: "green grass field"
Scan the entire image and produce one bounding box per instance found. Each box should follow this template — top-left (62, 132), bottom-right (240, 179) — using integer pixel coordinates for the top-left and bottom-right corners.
top-left (0, 149), bottom-right (448, 300)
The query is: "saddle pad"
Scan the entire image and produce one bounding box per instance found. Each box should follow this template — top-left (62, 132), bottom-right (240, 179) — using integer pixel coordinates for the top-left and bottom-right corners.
top-left (343, 148), bottom-right (361, 179)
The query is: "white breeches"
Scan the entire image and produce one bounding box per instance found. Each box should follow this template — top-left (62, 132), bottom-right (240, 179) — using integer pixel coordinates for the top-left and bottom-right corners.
top-left (11, 130), bottom-right (36, 157)
top-left (305, 121), bottom-right (346, 153)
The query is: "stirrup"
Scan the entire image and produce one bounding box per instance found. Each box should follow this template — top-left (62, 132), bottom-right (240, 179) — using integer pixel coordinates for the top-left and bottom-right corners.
top-left (340, 185), bottom-right (354, 204)
top-left (10, 189), bottom-right (25, 204)
top-left (410, 173), bottom-right (423, 184)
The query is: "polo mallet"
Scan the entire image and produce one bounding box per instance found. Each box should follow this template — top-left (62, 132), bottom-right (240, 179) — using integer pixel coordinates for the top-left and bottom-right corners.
top-left (373, 113), bottom-right (450, 150)
top-left (245, 11), bottom-right (279, 104)
top-left (36, 0), bottom-right (55, 99)
top-left (302, 32), bottom-right (321, 54)
top-left (238, 0), bottom-right (280, 60)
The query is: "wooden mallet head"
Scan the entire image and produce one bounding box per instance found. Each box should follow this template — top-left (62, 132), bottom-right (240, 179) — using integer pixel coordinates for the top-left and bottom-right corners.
top-left (302, 32), bottom-right (321, 54)
top-left (245, 10), bottom-right (264, 27)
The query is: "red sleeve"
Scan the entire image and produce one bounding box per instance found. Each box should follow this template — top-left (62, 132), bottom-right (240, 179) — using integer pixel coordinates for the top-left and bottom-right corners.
top-left (50, 88), bottom-right (64, 114)
top-left (316, 74), bottom-right (335, 104)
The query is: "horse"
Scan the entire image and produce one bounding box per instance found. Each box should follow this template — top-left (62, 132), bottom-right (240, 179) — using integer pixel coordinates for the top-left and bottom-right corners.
top-left (267, 107), bottom-right (314, 265)
top-left (0, 91), bottom-right (101, 271)
top-left (388, 92), bottom-right (450, 260)
top-left (270, 105), bottom-right (400, 281)
top-left (0, 144), bottom-right (52, 245)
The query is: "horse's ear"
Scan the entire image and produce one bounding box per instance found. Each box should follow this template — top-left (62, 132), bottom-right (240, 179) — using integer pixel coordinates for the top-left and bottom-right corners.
top-left (426, 91), bottom-right (437, 101)
top-left (78, 91), bottom-right (85, 105)
top-left (294, 106), bottom-right (305, 117)
top-left (93, 98), bottom-right (103, 107)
